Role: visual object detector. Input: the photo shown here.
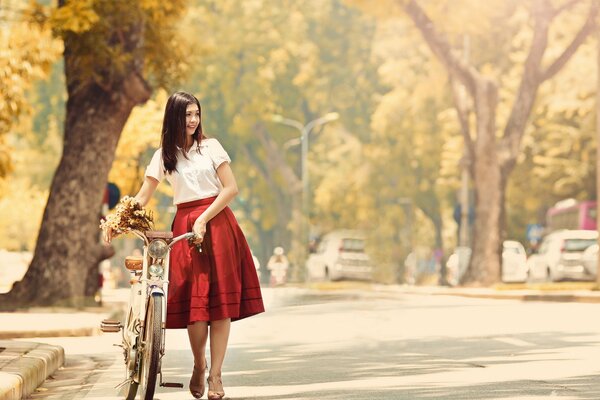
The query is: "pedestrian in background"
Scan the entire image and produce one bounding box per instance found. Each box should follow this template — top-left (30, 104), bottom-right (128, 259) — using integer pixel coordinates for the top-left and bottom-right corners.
top-left (267, 246), bottom-right (290, 286)
top-left (105, 91), bottom-right (264, 399)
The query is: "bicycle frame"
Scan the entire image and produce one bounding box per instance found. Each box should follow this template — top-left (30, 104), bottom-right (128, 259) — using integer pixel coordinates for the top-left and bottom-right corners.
top-left (105, 230), bottom-right (196, 399)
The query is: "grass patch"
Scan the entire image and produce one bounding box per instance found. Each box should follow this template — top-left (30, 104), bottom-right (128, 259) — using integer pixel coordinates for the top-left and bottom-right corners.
top-left (494, 282), bottom-right (600, 291)
top-left (306, 281), bottom-right (374, 291)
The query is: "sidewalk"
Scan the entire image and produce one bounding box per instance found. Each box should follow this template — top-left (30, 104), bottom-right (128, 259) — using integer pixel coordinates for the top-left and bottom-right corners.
top-left (0, 289), bottom-right (127, 400)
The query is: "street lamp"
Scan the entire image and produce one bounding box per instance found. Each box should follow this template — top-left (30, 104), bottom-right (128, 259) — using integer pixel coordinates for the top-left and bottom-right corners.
top-left (271, 112), bottom-right (340, 279)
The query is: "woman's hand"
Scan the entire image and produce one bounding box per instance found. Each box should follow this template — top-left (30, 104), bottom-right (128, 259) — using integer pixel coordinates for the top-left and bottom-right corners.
top-left (192, 217), bottom-right (207, 246)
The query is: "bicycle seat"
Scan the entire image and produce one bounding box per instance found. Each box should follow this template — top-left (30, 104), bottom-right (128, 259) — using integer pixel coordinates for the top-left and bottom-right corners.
top-left (125, 255), bottom-right (144, 271)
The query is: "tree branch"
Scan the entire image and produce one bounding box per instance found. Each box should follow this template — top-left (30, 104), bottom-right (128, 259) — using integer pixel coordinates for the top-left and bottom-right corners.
top-left (401, 0), bottom-right (479, 97)
top-left (253, 123), bottom-right (302, 194)
top-left (501, 0), bottom-right (552, 158)
top-left (551, 0), bottom-right (583, 18)
top-left (240, 144), bottom-right (289, 226)
top-left (502, 0), bottom-right (597, 163)
top-left (541, 2), bottom-right (598, 81)
top-left (450, 77), bottom-right (475, 167)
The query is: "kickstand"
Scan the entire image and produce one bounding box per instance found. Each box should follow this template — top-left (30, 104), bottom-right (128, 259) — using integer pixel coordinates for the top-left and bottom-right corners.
top-left (159, 372), bottom-right (184, 388)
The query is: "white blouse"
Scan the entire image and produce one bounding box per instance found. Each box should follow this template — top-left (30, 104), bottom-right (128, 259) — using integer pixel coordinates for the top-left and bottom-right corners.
top-left (145, 138), bottom-right (231, 205)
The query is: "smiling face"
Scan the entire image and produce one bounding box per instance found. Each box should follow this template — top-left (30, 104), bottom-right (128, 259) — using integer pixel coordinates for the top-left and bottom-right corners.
top-left (185, 103), bottom-right (200, 137)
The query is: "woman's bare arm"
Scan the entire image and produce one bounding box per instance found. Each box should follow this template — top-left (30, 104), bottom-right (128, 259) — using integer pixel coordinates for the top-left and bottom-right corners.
top-left (134, 176), bottom-right (160, 207)
top-left (192, 162), bottom-right (238, 242)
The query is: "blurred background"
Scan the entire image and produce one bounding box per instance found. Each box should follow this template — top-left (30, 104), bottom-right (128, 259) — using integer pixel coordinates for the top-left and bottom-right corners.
top-left (1, 0), bottom-right (598, 302)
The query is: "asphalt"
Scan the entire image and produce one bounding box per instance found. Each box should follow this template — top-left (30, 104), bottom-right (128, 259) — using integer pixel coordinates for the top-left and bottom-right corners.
top-left (2, 283), bottom-right (600, 399)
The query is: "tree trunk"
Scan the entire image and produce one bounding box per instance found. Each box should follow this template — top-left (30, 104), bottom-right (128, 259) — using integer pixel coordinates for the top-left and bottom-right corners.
top-left (596, 26), bottom-right (600, 286)
top-left (1, 74), bottom-right (150, 309)
top-left (461, 78), bottom-right (502, 285)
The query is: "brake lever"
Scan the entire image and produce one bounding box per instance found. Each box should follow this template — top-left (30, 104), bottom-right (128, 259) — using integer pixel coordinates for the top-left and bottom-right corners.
top-left (187, 235), bottom-right (203, 253)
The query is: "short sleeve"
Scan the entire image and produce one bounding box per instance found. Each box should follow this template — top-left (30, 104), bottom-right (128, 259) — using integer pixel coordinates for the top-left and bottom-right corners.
top-left (145, 148), bottom-right (165, 182)
top-left (206, 139), bottom-right (231, 169)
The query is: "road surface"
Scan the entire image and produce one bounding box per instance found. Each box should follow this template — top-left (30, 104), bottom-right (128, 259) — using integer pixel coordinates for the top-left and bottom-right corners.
top-left (26, 286), bottom-right (600, 399)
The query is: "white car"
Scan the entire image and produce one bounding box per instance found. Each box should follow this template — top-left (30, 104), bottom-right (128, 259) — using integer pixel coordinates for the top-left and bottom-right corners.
top-left (306, 230), bottom-right (372, 281)
top-left (501, 240), bottom-right (528, 283)
top-left (446, 247), bottom-right (471, 286)
top-left (527, 230), bottom-right (598, 282)
top-left (581, 243), bottom-right (598, 279)
top-left (446, 241), bottom-right (527, 285)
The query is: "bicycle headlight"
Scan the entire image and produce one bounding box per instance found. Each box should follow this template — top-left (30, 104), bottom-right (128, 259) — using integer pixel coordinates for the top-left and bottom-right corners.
top-left (148, 239), bottom-right (168, 259)
top-left (149, 264), bottom-right (164, 278)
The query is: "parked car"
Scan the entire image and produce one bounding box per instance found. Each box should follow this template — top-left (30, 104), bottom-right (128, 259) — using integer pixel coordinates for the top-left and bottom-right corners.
top-left (527, 230), bottom-right (598, 282)
top-left (581, 243), bottom-right (598, 279)
top-left (501, 240), bottom-right (528, 283)
top-left (306, 230), bottom-right (372, 281)
top-left (446, 246), bottom-right (471, 286)
top-left (446, 241), bottom-right (528, 285)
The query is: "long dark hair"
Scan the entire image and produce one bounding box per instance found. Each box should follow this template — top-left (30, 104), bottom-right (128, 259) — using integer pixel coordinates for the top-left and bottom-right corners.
top-left (160, 91), bottom-right (204, 173)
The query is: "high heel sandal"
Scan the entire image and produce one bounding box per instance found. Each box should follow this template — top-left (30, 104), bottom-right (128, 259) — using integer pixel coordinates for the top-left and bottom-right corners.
top-left (207, 375), bottom-right (225, 400)
top-left (189, 362), bottom-right (206, 399)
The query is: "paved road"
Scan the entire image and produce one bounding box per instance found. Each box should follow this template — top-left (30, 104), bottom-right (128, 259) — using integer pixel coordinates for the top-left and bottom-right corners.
top-left (24, 287), bottom-right (600, 399)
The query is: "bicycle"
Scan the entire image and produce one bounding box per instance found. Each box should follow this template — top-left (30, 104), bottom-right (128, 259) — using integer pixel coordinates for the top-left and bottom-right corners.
top-left (101, 229), bottom-right (198, 400)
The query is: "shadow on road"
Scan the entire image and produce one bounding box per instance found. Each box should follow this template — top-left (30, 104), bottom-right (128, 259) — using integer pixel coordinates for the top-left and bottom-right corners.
top-left (151, 331), bottom-right (600, 399)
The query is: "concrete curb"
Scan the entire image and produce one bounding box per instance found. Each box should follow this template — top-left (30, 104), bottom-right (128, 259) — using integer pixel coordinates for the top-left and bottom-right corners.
top-left (0, 341), bottom-right (64, 400)
top-left (0, 328), bottom-right (99, 341)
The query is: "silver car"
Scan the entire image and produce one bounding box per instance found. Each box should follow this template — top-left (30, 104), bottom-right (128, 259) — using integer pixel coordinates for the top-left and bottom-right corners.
top-left (527, 230), bottom-right (598, 282)
top-left (306, 230), bottom-right (372, 281)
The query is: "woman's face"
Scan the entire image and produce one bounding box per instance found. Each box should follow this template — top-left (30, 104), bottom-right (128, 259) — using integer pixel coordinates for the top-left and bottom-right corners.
top-left (185, 103), bottom-right (200, 137)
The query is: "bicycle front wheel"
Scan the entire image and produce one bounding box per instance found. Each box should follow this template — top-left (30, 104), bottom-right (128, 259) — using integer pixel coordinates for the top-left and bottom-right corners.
top-left (138, 293), bottom-right (163, 400)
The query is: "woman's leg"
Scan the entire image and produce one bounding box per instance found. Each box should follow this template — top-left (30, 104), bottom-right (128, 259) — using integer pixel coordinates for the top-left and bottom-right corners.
top-left (208, 318), bottom-right (231, 377)
top-left (188, 321), bottom-right (209, 397)
top-left (187, 321), bottom-right (209, 368)
top-left (207, 318), bottom-right (230, 399)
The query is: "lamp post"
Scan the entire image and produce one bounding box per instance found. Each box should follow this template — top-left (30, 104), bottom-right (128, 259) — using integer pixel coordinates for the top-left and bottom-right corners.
top-left (271, 112), bottom-right (339, 280)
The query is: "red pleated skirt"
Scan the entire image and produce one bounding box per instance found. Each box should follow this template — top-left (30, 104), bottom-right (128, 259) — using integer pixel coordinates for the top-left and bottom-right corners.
top-left (166, 196), bottom-right (265, 328)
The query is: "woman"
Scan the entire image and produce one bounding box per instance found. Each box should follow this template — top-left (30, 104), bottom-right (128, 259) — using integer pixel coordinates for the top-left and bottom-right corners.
top-left (109, 91), bottom-right (265, 399)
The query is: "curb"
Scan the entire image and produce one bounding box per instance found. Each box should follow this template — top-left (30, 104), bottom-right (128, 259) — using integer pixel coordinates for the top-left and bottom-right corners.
top-left (0, 341), bottom-right (64, 400)
top-left (0, 328), bottom-right (100, 341)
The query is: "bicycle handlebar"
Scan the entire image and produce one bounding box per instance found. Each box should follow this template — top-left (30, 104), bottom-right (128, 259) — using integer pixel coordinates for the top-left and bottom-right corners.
top-left (129, 230), bottom-right (198, 248)
top-left (170, 232), bottom-right (197, 248)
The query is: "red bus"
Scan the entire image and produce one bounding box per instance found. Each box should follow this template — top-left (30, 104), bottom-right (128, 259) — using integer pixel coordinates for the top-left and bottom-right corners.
top-left (546, 200), bottom-right (597, 231)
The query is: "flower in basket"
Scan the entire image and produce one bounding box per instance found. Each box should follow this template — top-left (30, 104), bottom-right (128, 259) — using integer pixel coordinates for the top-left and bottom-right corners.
top-left (100, 196), bottom-right (154, 239)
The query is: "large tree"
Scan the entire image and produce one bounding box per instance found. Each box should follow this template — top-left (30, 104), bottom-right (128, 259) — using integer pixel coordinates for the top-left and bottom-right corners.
top-left (344, 0), bottom-right (598, 284)
top-left (400, 0), bottom-right (597, 285)
top-left (1, 0), bottom-right (189, 308)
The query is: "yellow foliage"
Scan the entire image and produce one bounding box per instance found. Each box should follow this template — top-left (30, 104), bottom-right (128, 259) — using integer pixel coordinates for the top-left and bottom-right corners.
top-left (0, 2), bottom-right (62, 177)
top-left (50, 0), bottom-right (99, 34)
top-left (0, 178), bottom-right (48, 251)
